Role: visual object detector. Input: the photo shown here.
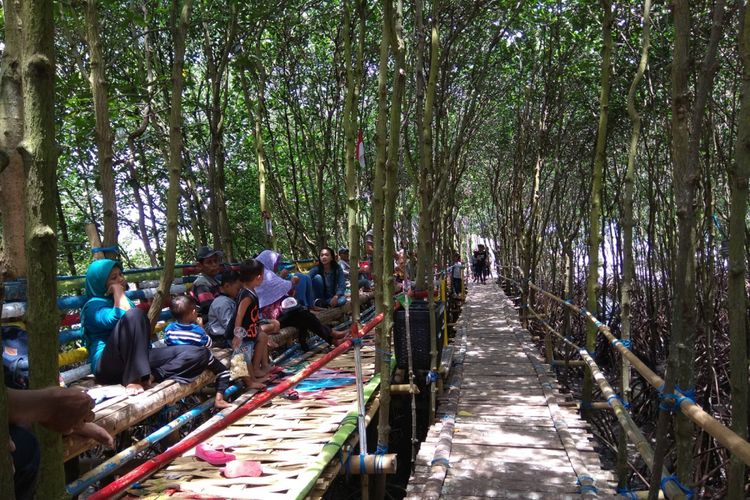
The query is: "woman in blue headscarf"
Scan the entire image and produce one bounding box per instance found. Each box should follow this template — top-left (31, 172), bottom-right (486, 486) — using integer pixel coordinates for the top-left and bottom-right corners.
top-left (81, 259), bottom-right (209, 395)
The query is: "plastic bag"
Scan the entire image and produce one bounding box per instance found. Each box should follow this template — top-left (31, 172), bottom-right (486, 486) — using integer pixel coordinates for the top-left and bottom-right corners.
top-left (229, 351), bottom-right (249, 380)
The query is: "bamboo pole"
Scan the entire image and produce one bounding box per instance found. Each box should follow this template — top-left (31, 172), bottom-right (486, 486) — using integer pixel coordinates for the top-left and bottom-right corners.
top-left (289, 371), bottom-right (383, 499)
top-left (519, 278), bottom-right (750, 466)
top-left (88, 313), bottom-right (385, 499)
top-left (66, 384), bottom-right (243, 496)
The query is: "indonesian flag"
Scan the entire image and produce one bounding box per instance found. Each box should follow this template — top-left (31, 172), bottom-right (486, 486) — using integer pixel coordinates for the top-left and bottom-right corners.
top-left (356, 129), bottom-right (365, 168)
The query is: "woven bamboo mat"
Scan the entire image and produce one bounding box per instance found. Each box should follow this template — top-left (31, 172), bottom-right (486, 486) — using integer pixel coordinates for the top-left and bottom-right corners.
top-left (133, 338), bottom-right (380, 499)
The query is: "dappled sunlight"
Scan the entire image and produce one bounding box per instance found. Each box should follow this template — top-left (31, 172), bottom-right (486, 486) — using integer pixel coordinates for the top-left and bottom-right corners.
top-left (409, 283), bottom-right (616, 497)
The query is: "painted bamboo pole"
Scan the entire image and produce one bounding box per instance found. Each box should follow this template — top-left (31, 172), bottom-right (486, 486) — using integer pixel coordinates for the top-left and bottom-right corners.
top-left (66, 383), bottom-right (243, 496)
top-left (288, 372), bottom-right (384, 499)
top-left (88, 312), bottom-right (385, 499)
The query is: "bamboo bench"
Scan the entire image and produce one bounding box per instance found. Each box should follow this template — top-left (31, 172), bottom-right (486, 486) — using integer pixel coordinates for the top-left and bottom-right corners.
top-left (63, 348), bottom-right (231, 461)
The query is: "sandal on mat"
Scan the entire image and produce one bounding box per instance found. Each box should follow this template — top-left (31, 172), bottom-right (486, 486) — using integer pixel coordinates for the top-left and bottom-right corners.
top-left (221, 460), bottom-right (263, 478)
top-left (195, 443), bottom-right (236, 466)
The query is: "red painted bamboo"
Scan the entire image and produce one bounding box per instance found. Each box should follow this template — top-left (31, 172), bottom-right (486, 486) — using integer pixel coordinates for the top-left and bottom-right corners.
top-left (89, 311), bottom-right (385, 499)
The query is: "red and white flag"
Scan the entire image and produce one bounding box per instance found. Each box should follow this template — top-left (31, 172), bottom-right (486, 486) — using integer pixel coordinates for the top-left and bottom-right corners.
top-left (356, 129), bottom-right (365, 168)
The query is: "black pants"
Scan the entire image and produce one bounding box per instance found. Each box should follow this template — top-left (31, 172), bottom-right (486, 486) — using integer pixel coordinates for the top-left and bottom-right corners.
top-left (97, 309), bottom-right (210, 385)
top-left (207, 355), bottom-right (230, 393)
top-left (279, 307), bottom-right (335, 349)
top-left (10, 425), bottom-right (39, 500)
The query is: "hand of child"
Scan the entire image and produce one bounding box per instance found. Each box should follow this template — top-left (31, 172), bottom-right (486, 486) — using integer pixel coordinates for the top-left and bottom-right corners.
top-left (75, 422), bottom-right (114, 449)
top-left (196, 316), bottom-right (204, 327)
top-left (279, 269), bottom-right (290, 279)
top-left (232, 336), bottom-right (241, 350)
top-left (290, 275), bottom-right (299, 285)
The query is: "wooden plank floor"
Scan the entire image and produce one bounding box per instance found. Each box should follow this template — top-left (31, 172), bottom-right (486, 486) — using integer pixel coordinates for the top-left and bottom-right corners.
top-left (407, 283), bottom-right (618, 499)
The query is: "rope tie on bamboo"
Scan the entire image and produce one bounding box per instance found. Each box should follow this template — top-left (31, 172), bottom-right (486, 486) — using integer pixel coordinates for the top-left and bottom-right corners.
top-left (576, 475), bottom-right (597, 494)
top-left (616, 486), bottom-right (638, 499)
top-left (660, 475), bottom-right (693, 498)
top-left (91, 245), bottom-right (119, 254)
top-left (578, 307), bottom-right (588, 317)
top-left (375, 443), bottom-right (388, 455)
top-left (564, 298), bottom-right (573, 305)
top-left (607, 393), bottom-right (631, 409)
top-left (373, 347), bottom-right (392, 363)
top-left (611, 338), bottom-right (632, 350)
top-left (426, 370), bottom-right (439, 384)
top-left (658, 385), bottom-right (695, 413)
top-left (359, 453), bottom-right (366, 474)
top-left (431, 457), bottom-right (450, 467)
top-left (351, 337), bottom-right (363, 346)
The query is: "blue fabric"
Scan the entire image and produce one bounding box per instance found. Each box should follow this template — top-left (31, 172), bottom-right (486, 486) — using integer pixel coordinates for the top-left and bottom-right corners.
top-left (81, 259), bottom-right (134, 371)
top-left (308, 264), bottom-right (346, 299)
top-left (163, 322), bottom-right (211, 347)
top-left (294, 273), bottom-right (315, 307)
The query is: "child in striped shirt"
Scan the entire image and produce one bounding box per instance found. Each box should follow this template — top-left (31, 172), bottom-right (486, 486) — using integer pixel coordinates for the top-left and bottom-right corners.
top-left (164, 295), bottom-right (232, 408)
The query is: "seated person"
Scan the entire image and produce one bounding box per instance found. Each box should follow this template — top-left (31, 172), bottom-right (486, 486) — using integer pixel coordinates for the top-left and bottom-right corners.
top-left (207, 269), bottom-right (242, 345)
top-left (278, 297), bottom-right (347, 349)
top-left (81, 259), bottom-right (209, 395)
top-left (7, 386), bottom-right (113, 500)
top-left (338, 247), bottom-right (351, 281)
top-left (307, 247), bottom-right (347, 308)
top-left (192, 246), bottom-right (224, 320)
top-left (229, 259), bottom-right (272, 390)
top-left (256, 249), bottom-right (315, 308)
top-left (164, 295), bottom-right (232, 409)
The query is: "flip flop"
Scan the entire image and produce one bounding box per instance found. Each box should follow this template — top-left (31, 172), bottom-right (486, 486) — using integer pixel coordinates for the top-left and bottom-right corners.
top-left (220, 460), bottom-right (263, 478)
top-left (268, 366), bottom-right (284, 375)
top-left (283, 389), bottom-right (299, 400)
top-left (195, 443), bottom-right (236, 466)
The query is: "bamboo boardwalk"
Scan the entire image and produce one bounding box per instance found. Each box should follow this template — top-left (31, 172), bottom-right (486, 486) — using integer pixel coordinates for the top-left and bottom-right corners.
top-left (132, 335), bottom-right (381, 499)
top-left (406, 283), bottom-right (618, 499)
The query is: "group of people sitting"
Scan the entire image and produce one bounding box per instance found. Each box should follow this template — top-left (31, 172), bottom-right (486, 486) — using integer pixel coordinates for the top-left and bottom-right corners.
top-left (8, 243), bottom-right (362, 499)
top-left (81, 245), bottom-right (359, 405)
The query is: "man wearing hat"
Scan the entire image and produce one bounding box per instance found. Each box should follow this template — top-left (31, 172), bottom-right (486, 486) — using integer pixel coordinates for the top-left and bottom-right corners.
top-left (193, 246), bottom-right (224, 319)
top-left (338, 247), bottom-right (350, 280)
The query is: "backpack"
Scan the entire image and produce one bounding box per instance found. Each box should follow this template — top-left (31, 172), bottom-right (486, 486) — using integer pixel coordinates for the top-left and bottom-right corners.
top-left (2, 324), bottom-right (29, 389)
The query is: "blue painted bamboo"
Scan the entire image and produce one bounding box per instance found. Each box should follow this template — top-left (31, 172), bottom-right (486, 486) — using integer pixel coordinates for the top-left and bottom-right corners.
top-left (65, 383), bottom-right (242, 496)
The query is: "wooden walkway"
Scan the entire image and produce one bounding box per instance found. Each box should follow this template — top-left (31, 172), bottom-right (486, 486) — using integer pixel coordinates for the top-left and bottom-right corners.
top-left (406, 284), bottom-right (617, 499)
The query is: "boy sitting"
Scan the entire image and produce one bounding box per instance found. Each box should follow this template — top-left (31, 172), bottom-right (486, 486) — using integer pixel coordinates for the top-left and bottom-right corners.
top-left (164, 295), bottom-right (232, 409)
top-left (230, 259), bottom-right (272, 390)
top-left (207, 269), bottom-right (242, 346)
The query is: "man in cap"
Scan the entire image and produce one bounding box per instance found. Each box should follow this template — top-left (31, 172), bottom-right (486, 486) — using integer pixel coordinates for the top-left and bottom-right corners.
top-left (193, 246), bottom-right (224, 319)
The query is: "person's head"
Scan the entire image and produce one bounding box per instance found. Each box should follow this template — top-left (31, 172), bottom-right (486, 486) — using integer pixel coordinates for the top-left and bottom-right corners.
top-left (364, 230), bottom-right (374, 255)
top-left (478, 244), bottom-right (485, 251)
top-left (317, 247), bottom-right (337, 269)
top-left (238, 259), bottom-right (265, 288)
top-left (454, 252), bottom-right (461, 261)
top-left (338, 247), bottom-right (349, 262)
top-left (196, 246), bottom-right (223, 277)
top-left (85, 259), bottom-right (125, 298)
top-left (218, 269), bottom-right (242, 298)
top-left (170, 294), bottom-right (199, 324)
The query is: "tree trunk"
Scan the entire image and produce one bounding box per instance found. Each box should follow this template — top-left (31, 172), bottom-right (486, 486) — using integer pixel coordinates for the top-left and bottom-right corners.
top-left (619, 0), bottom-right (651, 487)
top-left (727, 3), bottom-right (750, 495)
top-left (20, 0), bottom-right (64, 495)
top-left (252, 43), bottom-right (274, 251)
top-left (148, 0), bottom-right (191, 325)
top-left (0, 0), bottom-right (26, 281)
top-left (582, 0), bottom-right (612, 408)
top-left (56, 185), bottom-right (78, 276)
top-left (85, 0), bottom-right (118, 259)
